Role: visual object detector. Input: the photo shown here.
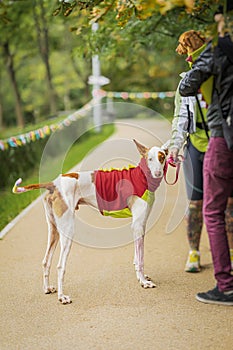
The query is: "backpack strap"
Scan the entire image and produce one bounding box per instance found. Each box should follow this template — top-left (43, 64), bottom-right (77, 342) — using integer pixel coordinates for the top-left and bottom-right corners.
top-left (195, 95), bottom-right (209, 140)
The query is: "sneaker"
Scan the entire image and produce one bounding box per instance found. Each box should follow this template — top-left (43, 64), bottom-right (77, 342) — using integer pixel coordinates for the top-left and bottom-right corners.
top-left (185, 250), bottom-right (200, 272)
top-left (230, 249), bottom-right (233, 271)
top-left (196, 286), bottom-right (233, 306)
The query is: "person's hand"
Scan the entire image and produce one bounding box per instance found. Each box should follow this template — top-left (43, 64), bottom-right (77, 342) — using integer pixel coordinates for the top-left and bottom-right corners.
top-left (214, 13), bottom-right (225, 37)
top-left (168, 147), bottom-right (179, 162)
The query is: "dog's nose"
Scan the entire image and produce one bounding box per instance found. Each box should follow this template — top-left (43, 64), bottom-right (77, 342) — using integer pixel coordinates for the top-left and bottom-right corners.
top-left (154, 171), bottom-right (162, 178)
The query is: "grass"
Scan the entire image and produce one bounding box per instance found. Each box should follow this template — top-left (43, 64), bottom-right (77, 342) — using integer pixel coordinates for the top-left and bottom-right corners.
top-left (0, 124), bottom-right (115, 233)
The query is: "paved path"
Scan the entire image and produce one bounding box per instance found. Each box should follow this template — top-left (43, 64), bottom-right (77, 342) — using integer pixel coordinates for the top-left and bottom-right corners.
top-left (0, 119), bottom-right (232, 350)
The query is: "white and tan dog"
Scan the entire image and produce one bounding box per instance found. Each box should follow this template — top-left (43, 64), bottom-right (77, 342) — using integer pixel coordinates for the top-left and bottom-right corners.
top-left (13, 139), bottom-right (167, 304)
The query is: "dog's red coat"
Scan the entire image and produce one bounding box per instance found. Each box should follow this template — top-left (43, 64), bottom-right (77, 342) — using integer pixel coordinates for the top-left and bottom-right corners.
top-left (94, 157), bottom-right (162, 215)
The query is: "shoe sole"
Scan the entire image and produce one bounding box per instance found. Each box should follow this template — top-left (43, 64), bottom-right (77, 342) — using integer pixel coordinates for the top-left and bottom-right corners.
top-left (196, 295), bottom-right (233, 306)
top-left (185, 268), bottom-right (201, 273)
top-left (185, 265), bottom-right (201, 273)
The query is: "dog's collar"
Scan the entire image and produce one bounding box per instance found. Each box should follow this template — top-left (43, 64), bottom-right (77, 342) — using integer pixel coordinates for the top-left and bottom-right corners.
top-left (186, 43), bottom-right (207, 67)
top-left (139, 157), bottom-right (163, 192)
top-left (186, 55), bottom-right (193, 63)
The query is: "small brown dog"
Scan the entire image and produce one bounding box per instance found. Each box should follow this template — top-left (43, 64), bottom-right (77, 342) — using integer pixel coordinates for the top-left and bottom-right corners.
top-left (176, 30), bottom-right (206, 55)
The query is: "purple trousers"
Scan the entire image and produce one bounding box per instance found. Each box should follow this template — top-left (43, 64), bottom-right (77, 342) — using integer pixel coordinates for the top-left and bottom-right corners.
top-left (203, 137), bottom-right (233, 292)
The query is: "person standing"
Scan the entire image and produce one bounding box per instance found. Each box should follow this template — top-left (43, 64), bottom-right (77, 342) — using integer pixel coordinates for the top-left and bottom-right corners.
top-left (167, 30), bottom-right (212, 273)
top-left (179, 6), bottom-right (233, 305)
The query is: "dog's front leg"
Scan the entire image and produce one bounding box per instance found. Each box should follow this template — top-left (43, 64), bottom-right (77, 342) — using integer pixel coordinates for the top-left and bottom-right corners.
top-left (134, 235), bottom-right (146, 284)
top-left (134, 236), bottom-right (156, 288)
top-left (131, 197), bottom-right (156, 289)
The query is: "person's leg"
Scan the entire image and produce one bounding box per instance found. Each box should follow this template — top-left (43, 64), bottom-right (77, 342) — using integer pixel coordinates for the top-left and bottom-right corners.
top-left (226, 196), bottom-right (233, 270)
top-left (203, 137), bottom-right (233, 292)
top-left (183, 141), bottom-right (204, 272)
top-left (186, 199), bottom-right (203, 251)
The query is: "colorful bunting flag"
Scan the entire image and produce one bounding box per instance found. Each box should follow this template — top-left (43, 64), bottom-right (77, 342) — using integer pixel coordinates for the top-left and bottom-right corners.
top-left (0, 91), bottom-right (174, 152)
top-left (0, 100), bottom-right (94, 151)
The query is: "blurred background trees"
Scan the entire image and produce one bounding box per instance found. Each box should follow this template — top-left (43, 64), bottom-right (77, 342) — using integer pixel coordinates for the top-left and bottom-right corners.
top-left (0, 0), bottom-right (222, 129)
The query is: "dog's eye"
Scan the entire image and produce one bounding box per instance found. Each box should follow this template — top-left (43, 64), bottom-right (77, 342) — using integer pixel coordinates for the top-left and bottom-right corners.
top-left (148, 157), bottom-right (153, 162)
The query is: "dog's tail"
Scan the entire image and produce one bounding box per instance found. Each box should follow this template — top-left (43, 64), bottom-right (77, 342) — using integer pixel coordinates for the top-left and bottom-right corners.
top-left (12, 178), bottom-right (54, 194)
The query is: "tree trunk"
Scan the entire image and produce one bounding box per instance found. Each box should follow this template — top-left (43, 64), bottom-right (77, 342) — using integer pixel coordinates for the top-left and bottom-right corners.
top-left (0, 89), bottom-right (3, 129)
top-left (0, 99), bottom-right (3, 129)
top-left (70, 52), bottom-right (91, 99)
top-left (2, 42), bottom-right (25, 128)
top-left (33, 0), bottom-right (57, 116)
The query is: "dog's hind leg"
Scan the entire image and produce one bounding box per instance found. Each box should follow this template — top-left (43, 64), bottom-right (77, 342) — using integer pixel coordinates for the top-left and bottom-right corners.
top-left (57, 231), bottom-right (73, 304)
top-left (42, 197), bottom-right (59, 295)
top-left (130, 197), bottom-right (156, 289)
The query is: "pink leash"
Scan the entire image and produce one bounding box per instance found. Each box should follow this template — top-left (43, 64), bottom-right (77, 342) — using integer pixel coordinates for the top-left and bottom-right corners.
top-left (163, 155), bottom-right (184, 185)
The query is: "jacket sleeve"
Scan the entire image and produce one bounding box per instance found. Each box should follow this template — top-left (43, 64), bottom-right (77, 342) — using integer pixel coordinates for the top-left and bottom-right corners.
top-left (166, 83), bottom-right (196, 151)
top-left (179, 44), bottom-right (214, 97)
top-left (218, 36), bottom-right (233, 64)
top-left (169, 115), bottom-right (189, 150)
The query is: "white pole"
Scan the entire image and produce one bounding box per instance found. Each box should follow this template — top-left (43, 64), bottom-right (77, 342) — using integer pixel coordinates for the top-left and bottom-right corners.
top-left (92, 23), bottom-right (102, 132)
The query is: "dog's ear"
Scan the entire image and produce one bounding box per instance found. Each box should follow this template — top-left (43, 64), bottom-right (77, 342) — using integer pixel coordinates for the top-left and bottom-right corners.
top-left (161, 142), bottom-right (169, 156)
top-left (133, 139), bottom-right (149, 157)
top-left (177, 30), bottom-right (205, 55)
top-left (182, 30), bottom-right (205, 53)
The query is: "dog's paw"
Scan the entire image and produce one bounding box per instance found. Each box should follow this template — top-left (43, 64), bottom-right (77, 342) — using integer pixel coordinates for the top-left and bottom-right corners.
top-left (44, 286), bottom-right (57, 294)
top-left (141, 280), bottom-right (156, 289)
top-left (139, 275), bottom-right (156, 289)
top-left (58, 295), bottom-right (72, 304)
